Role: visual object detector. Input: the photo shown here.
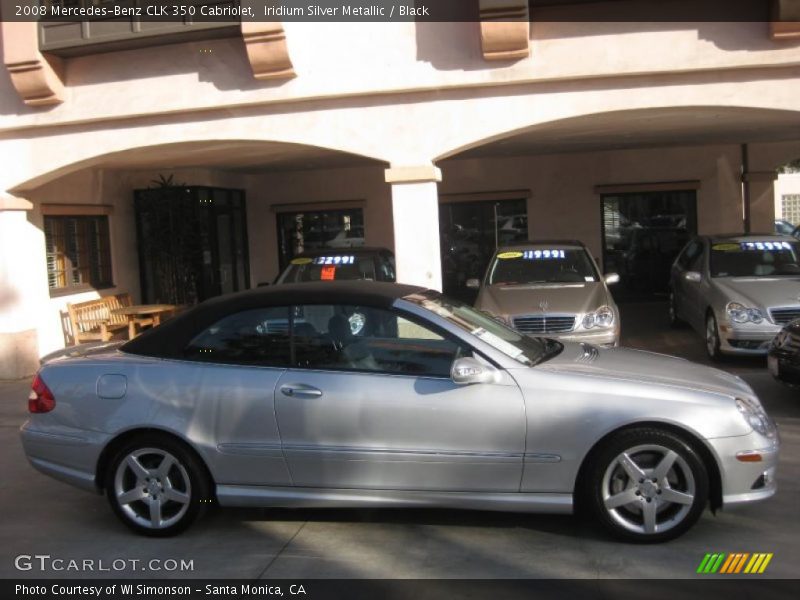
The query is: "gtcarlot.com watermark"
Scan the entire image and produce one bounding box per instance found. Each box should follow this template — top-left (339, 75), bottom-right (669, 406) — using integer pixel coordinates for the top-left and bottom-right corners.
top-left (14, 554), bottom-right (194, 573)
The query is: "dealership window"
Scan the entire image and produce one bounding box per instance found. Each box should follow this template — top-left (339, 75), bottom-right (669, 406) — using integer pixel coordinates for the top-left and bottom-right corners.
top-left (781, 195), bottom-right (800, 225)
top-left (44, 215), bottom-right (113, 294)
top-left (276, 208), bottom-right (365, 271)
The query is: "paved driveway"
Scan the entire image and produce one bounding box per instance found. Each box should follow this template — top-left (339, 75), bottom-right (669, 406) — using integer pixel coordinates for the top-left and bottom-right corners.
top-left (1, 302), bottom-right (798, 579)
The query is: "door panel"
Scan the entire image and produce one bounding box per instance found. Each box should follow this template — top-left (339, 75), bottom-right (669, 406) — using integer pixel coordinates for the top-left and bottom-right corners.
top-left (274, 369), bottom-right (526, 491)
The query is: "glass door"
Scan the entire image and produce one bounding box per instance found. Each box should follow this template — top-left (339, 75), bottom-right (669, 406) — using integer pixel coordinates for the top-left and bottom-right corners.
top-left (439, 199), bottom-right (528, 302)
top-left (601, 190), bottom-right (697, 302)
top-left (134, 186), bottom-right (250, 305)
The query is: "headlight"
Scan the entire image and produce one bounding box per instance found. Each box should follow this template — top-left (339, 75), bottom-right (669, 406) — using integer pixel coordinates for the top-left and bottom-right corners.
top-left (582, 305), bottom-right (614, 329)
top-left (726, 302), bottom-right (763, 324)
top-left (736, 397), bottom-right (776, 438)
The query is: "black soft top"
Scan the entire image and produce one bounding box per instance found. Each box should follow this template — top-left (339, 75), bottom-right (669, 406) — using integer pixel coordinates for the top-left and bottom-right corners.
top-left (121, 281), bottom-right (426, 359)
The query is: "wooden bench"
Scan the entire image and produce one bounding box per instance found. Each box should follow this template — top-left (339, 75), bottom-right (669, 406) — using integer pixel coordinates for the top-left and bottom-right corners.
top-left (66, 293), bottom-right (134, 344)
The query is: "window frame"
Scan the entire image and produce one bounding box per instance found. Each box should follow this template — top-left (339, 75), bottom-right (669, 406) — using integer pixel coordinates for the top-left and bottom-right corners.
top-left (43, 214), bottom-right (115, 297)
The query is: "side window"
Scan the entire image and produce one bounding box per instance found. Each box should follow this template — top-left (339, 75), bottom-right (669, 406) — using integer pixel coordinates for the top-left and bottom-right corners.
top-left (677, 239), bottom-right (701, 270)
top-left (687, 243), bottom-right (705, 272)
top-left (293, 304), bottom-right (465, 377)
top-left (184, 307), bottom-right (290, 366)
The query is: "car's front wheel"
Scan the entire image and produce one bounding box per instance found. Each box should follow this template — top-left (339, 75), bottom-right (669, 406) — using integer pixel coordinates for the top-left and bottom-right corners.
top-left (706, 312), bottom-right (723, 361)
top-left (586, 428), bottom-right (709, 543)
top-left (668, 290), bottom-right (683, 327)
top-left (105, 434), bottom-right (211, 536)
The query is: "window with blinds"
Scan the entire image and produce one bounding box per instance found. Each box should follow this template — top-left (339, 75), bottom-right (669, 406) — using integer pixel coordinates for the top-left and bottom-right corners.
top-left (781, 194), bottom-right (800, 225)
top-left (44, 215), bottom-right (113, 293)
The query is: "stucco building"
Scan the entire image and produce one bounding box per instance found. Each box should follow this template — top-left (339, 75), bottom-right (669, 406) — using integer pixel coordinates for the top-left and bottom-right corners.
top-left (2, 0), bottom-right (800, 378)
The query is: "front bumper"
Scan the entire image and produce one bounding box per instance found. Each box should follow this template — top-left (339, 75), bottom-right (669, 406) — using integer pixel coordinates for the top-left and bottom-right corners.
top-left (707, 430), bottom-right (779, 509)
top-left (718, 321), bottom-right (780, 356)
top-left (768, 349), bottom-right (800, 385)
top-left (543, 328), bottom-right (619, 348)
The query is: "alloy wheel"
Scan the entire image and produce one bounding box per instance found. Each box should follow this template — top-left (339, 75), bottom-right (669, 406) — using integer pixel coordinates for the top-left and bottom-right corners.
top-left (113, 448), bottom-right (191, 530)
top-left (601, 444), bottom-right (696, 536)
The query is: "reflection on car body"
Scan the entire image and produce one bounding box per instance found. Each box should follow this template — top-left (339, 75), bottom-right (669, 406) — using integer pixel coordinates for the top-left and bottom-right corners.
top-left (670, 234), bottom-right (800, 359)
top-left (23, 282), bottom-right (778, 542)
top-left (470, 241), bottom-right (621, 347)
top-left (768, 319), bottom-right (800, 386)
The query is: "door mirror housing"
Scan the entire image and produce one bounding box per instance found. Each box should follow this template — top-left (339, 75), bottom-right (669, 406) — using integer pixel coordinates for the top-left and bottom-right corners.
top-left (603, 272), bottom-right (620, 285)
top-left (465, 278), bottom-right (481, 289)
top-left (451, 357), bottom-right (499, 385)
top-left (684, 271), bottom-right (702, 283)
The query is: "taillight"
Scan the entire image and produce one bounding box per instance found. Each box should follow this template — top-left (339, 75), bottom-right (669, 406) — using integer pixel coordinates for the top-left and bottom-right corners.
top-left (29, 374), bottom-right (56, 413)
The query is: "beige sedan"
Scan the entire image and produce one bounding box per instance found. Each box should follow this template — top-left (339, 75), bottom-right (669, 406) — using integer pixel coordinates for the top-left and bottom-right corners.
top-left (469, 241), bottom-right (621, 347)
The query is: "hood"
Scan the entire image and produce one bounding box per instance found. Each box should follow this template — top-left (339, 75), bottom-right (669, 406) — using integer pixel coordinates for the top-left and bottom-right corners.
top-left (539, 343), bottom-right (752, 398)
top-left (477, 281), bottom-right (609, 316)
top-left (40, 341), bottom-right (125, 365)
top-left (713, 277), bottom-right (800, 310)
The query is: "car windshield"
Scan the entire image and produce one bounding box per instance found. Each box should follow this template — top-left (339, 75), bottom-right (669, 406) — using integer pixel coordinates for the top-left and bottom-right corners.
top-left (487, 248), bottom-right (598, 285)
top-left (710, 240), bottom-right (800, 278)
top-left (402, 291), bottom-right (556, 367)
top-left (279, 254), bottom-right (394, 283)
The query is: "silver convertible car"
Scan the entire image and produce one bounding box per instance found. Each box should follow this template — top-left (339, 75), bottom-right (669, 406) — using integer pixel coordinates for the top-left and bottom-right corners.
top-left (22, 282), bottom-right (777, 542)
top-left (670, 234), bottom-right (800, 360)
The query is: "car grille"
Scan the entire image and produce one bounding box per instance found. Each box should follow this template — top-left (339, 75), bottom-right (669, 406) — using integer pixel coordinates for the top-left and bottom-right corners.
top-left (513, 314), bottom-right (576, 334)
top-left (769, 307), bottom-right (800, 325)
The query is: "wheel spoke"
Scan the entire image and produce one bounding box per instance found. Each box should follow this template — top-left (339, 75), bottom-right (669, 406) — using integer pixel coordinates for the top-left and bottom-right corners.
top-left (126, 455), bottom-right (150, 480)
top-left (618, 453), bottom-right (646, 481)
top-left (642, 499), bottom-right (658, 534)
top-left (156, 454), bottom-right (175, 478)
top-left (660, 487), bottom-right (694, 505)
top-left (149, 497), bottom-right (163, 528)
top-left (117, 488), bottom-right (146, 505)
top-left (653, 450), bottom-right (678, 481)
top-left (163, 484), bottom-right (190, 505)
top-left (605, 488), bottom-right (639, 510)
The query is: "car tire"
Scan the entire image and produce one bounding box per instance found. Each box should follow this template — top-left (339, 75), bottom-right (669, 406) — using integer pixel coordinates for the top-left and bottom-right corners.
top-left (705, 312), bottom-right (724, 361)
top-left (668, 290), bottom-right (683, 328)
top-left (105, 434), bottom-right (212, 536)
top-left (585, 428), bottom-right (709, 543)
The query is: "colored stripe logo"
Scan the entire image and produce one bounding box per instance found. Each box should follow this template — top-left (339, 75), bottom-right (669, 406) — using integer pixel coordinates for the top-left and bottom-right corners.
top-left (697, 553), bottom-right (773, 574)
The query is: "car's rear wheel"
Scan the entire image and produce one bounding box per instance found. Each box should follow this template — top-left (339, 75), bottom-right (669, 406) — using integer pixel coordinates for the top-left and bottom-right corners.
top-left (706, 312), bottom-right (723, 361)
top-left (105, 434), bottom-right (211, 536)
top-left (586, 428), bottom-right (709, 543)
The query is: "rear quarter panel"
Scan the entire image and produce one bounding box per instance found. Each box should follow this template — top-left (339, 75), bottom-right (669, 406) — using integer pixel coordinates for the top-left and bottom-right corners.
top-left (28, 354), bottom-right (292, 487)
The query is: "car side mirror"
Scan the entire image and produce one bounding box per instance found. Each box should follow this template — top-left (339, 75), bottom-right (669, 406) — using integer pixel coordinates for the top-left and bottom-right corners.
top-left (451, 357), bottom-right (499, 385)
top-left (465, 278), bottom-right (481, 289)
top-left (684, 271), bottom-right (702, 283)
top-left (603, 273), bottom-right (620, 285)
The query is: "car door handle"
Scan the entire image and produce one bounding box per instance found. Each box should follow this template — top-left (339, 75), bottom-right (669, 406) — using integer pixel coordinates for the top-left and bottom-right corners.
top-left (280, 384), bottom-right (323, 399)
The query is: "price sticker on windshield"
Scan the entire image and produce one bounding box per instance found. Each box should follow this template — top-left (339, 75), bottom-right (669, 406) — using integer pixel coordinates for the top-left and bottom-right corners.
top-left (739, 241), bottom-right (793, 251)
top-left (497, 251), bottom-right (524, 260)
top-left (523, 249), bottom-right (566, 260)
top-left (313, 255), bottom-right (356, 265)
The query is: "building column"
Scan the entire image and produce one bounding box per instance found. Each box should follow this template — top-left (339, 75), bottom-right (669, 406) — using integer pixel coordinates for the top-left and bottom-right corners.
top-left (0, 195), bottom-right (42, 378)
top-left (743, 171), bottom-right (779, 233)
top-left (385, 165), bottom-right (443, 291)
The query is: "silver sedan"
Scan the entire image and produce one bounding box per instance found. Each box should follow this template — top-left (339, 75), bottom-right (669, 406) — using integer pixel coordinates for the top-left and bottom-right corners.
top-left (670, 234), bottom-right (800, 359)
top-left (469, 242), bottom-right (621, 347)
top-left (22, 282), bottom-right (777, 542)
